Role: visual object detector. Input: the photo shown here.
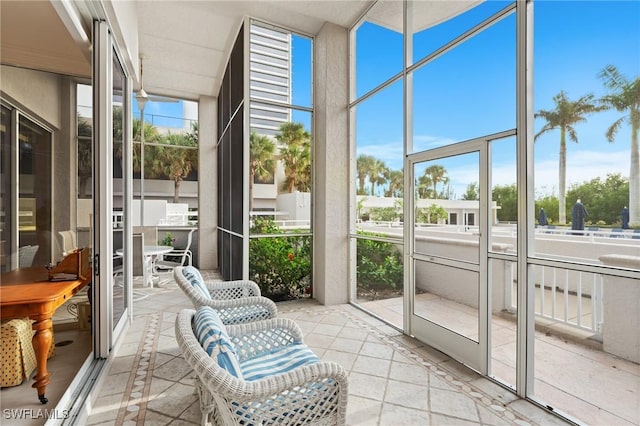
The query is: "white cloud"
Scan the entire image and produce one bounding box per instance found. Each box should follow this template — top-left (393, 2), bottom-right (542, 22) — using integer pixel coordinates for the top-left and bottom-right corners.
top-left (534, 149), bottom-right (630, 194)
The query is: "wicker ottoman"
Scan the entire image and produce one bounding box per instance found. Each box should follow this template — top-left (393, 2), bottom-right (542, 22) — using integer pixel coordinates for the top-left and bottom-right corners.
top-left (1, 318), bottom-right (55, 387)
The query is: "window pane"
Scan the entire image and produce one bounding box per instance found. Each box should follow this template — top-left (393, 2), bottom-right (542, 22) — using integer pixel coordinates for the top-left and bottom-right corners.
top-left (411, 11), bottom-right (516, 152)
top-left (354, 0), bottom-right (403, 99)
top-left (409, 0), bottom-right (512, 66)
top-left (532, 0), bottom-right (640, 269)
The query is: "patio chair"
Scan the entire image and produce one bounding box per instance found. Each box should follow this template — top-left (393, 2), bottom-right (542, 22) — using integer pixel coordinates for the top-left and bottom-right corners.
top-left (174, 266), bottom-right (277, 325)
top-left (175, 308), bottom-right (348, 426)
top-left (18, 245), bottom-right (39, 268)
top-left (155, 228), bottom-right (195, 272)
top-left (58, 230), bottom-right (77, 256)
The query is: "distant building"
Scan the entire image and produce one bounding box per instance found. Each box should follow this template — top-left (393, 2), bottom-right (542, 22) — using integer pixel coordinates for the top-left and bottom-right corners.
top-left (249, 22), bottom-right (292, 211)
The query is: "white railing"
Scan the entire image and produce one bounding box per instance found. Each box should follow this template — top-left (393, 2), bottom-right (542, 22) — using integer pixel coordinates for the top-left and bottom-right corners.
top-left (506, 263), bottom-right (604, 334)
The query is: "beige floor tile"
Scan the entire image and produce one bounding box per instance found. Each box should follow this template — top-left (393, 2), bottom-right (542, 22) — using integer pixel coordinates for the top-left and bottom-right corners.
top-left (384, 379), bottom-right (429, 411)
top-left (348, 372), bottom-right (388, 400)
top-left (430, 387), bottom-right (480, 422)
top-left (346, 396), bottom-right (383, 425)
top-left (388, 361), bottom-right (429, 385)
top-left (329, 336), bottom-right (364, 354)
top-left (303, 332), bottom-right (335, 349)
top-left (146, 382), bottom-right (198, 419)
top-left (351, 355), bottom-right (391, 378)
top-left (359, 341), bottom-right (394, 359)
top-left (321, 349), bottom-right (358, 370)
top-left (313, 322), bottom-right (344, 337)
top-left (379, 402), bottom-right (429, 425)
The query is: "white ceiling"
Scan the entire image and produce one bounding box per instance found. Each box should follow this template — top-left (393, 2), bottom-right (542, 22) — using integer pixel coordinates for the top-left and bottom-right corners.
top-left (1, 1), bottom-right (480, 102)
top-left (135, 0), bottom-right (374, 100)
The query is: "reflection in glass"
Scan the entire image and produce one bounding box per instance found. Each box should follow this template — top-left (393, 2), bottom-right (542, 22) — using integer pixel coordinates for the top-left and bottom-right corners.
top-left (1, 105), bottom-right (11, 271)
top-left (112, 50), bottom-right (126, 328)
top-left (18, 115), bottom-right (52, 269)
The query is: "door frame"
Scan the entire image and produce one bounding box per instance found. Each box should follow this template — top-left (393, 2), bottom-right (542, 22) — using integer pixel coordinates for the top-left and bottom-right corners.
top-left (405, 137), bottom-right (489, 373)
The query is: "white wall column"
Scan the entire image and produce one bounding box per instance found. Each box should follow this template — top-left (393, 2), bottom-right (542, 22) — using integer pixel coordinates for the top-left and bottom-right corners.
top-left (198, 96), bottom-right (218, 269)
top-left (313, 22), bottom-right (349, 305)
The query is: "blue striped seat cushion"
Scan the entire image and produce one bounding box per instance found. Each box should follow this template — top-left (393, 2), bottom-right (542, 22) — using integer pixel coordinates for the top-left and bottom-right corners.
top-left (183, 266), bottom-right (211, 300)
top-left (240, 344), bottom-right (319, 381)
top-left (194, 306), bottom-right (242, 378)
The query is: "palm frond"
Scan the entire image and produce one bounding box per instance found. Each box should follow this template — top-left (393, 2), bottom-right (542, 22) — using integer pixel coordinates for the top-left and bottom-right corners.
top-left (598, 64), bottom-right (628, 91)
top-left (606, 116), bottom-right (625, 142)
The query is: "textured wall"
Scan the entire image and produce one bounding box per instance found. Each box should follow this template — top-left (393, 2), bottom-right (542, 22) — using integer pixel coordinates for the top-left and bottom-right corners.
top-left (313, 22), bottom-right (349, 305)
top-left (197, 96), bottom-right (218, 269)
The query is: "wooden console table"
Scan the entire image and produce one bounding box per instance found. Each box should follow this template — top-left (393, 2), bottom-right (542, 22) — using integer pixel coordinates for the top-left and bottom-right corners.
top-left (0, 267), bottom-right (91, 404)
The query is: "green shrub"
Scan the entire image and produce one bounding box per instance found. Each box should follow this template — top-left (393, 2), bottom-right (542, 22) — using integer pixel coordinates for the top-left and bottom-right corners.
top-left (369, 207), bottom-right (399, 222)
top-left (249, 218), bottom-right (311, 300)
top-left (356, 231), bottom-right (403, 292)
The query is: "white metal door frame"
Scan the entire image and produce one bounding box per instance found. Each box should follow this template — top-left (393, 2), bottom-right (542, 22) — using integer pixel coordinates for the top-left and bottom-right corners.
top-left (406, 138), bottom-right (489, 373)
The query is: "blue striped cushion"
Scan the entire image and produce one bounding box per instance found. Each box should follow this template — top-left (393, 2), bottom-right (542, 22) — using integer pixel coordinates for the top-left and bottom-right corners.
top-left (194, 307), bottom-right (242, 378)
top-left (240, 344), bottom-right (319, 381)
top-left (183, 266), bottom-right (211, 300)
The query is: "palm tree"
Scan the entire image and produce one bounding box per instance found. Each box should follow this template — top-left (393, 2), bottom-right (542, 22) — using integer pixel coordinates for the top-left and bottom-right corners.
top-left (424, 165), bottom-right (448, 199)
top-left (249, 131), bottom-right (276, 211)
top-left (385, 169), bottom-right (404, 198)
top-left (416, 174), bottom-right (433, 199)
top-left (356, 154), bottom-right (376, 195)
top-left (148, 132), bottom-right (197, 203)
top-left (132, 117), bottom-right (161, 178)
top-left (368, 159), bottom-right (388, 196)
top-left (276, 122), bottom-right (311, 193)
top-left (77, 115), bottom-right (92, 196)
top-left (598, 65), bottom-right (640, 225)
top-left (535, 91), bottom-right (603, 224)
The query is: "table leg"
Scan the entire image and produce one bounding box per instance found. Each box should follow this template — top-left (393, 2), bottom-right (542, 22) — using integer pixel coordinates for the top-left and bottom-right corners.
top-left (31, 318), bottom-right (53, 404)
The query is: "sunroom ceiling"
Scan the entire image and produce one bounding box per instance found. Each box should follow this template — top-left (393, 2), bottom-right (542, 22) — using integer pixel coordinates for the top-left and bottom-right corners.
top-left (135, 0), bottom-right (375, 101)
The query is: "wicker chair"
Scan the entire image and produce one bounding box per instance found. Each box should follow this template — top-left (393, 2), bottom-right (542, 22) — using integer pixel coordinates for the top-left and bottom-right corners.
top-left (176, 308), bottom-right (348, 425)
top-left (174, 266), bottom-right (278, 325)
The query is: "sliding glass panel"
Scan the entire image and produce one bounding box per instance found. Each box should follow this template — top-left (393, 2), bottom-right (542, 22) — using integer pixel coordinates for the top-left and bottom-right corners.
top-left (19, 115), bottom-right (52, 268)
top-left (112, 49), bottom-right (126, 327)
top-left (0, 105), bottom-right (12, 271)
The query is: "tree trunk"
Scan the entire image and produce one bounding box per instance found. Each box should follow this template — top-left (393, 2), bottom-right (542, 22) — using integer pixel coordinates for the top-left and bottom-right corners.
top-left (249, 168), bottom-right (254, 212)
top-left (629, 121), bottom-right (639, 225)
top-left (173, 179), bottom-right (181, 204)
top-left (558, 129), bottom-right (567, 225)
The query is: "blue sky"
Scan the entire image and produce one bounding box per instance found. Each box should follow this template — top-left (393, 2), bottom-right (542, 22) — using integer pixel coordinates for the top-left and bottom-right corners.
top-left (354, 0), bottom-right (640, 198)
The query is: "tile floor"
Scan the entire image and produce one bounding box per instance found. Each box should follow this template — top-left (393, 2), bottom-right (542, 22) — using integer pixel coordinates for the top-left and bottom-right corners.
top-left (85, 271), bottom-right (571, 426)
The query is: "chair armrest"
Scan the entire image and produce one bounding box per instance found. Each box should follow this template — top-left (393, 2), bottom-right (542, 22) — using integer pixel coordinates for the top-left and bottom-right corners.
top-left (198, 296), bottom-right (278, 325)
top-left (204, 280), bottom-right (261, 298)
top-left (219, 362), bottom-right (349, 425)
top-left (227, 317), bottom-right (304, 360)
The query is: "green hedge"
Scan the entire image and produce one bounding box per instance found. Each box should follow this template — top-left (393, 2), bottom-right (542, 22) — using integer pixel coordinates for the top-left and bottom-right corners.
top-left (249, 218), bottom-right (311, 300)
top-left (356, 231), bottom-right (403, 292)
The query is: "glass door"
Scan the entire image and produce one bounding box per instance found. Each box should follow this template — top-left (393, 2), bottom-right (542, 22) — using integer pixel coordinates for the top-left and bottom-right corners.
top-left (407, 139), bottom-right (488, 372)
top-left (93, 21), bottom-right (132, 356)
